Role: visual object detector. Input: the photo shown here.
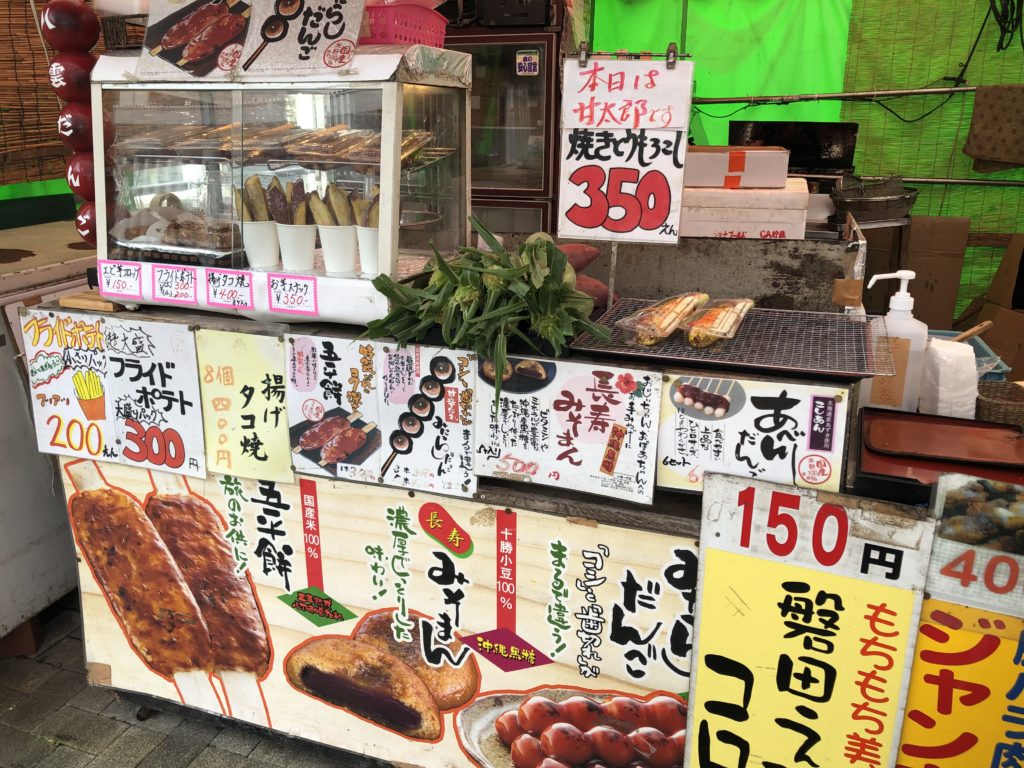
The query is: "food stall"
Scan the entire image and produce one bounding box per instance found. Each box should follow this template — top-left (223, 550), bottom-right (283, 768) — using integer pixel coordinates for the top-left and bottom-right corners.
top-left (15, 2), bottom-right (1024, 767)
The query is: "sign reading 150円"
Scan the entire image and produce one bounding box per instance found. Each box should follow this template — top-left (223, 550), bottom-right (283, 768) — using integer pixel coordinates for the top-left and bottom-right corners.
top-left (558, 58), bottom-right (694, 245)
top-left (688, 475), bottom-right (936, 768)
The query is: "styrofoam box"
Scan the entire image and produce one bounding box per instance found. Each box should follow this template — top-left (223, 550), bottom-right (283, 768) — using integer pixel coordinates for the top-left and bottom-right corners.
top-left (681, 176), bottom-right (809, 210)
top-left (680, 206), bottom-right (806, 240)
top-left (683, 145), bottom-right (790, 188)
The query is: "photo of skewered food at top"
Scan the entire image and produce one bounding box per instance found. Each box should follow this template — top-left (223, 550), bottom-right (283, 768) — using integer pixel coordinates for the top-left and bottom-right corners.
top-left (290, 408), bottom-right (381, 477)
top-left (144, 0), bottom-right (252, 78)
top-left (669, 376), bottom-right (745, 421)
top-left (939, 477), bottom-right (1024, 554)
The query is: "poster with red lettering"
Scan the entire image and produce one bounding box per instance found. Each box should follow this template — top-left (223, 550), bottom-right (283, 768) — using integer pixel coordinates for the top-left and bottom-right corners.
top-left (558, 58), bottom-right (694, 244)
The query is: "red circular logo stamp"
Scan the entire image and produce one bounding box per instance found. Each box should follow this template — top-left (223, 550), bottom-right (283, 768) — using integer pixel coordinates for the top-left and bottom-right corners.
top-left (302, 399), bottom-right (325, 422)
top-left (218, 43), bottom-right (243, 71)
top-left (798, 454), bottom-right (832, 485)
top-left (323, 38), bottom-right (356, 69)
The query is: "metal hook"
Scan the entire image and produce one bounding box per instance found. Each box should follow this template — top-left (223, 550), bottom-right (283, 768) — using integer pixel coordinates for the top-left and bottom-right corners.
top-left (666, 42), bottom-right (678, 69)
top-left (577, 40), bottom-right (589, 67)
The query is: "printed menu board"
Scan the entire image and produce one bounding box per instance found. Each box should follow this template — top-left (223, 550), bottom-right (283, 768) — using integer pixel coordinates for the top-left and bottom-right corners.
top-left (20, 308), bottom-right (118, 462)
top-left (377, 344), bottom-right (477, 498)
top-left (59, 459), bottom-right (698, 768)
top-left (474, 358), bottom-right (662, 505)
top-left (896, 474), bottom-right (1024, 768)
top-left (657, 374), bottom-right (850, 493)
top-left (285, 334), bottom-right (381, 484)
top-left (105, 317), bottom-right (206, 478)
top-left (687, 474), bottom-right (936, 768)
top-left (136, 0), bottom-right (365, 80)
top-left (196, 329), bottom-right (292, 483)
top-left (558, 58), bottom-right (694, 244)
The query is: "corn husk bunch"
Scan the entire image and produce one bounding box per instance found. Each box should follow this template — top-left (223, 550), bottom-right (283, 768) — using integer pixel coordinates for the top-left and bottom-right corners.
top-left (367, 216), bottom-right (611, 402)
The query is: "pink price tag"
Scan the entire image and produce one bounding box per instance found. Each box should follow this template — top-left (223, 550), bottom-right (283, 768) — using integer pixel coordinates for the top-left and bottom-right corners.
top-left (98, 260), bottom-right (143, 300)
top-left (152, 265), bottom-right (198, 305)
top-left (267, 273), bottom-right (318, 316)
top-left (205, 268), bottom-right (254, 310)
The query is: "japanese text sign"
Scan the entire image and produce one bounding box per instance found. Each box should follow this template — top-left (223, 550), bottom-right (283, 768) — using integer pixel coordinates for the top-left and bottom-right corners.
top-left (21, 309), bottom-right (118, 462)
top-left (896, 474), bottom-right (1024, 768)
top-left (105, 318), bottom-right (205, 477)
top-left (285, 334), bottom-right (381, 484)
top-left (196, 329), bottom-right (292, 483)
top-left (98, 260), bottom-right (143, 301)
top-left (474, 358), bottom-right (662, 504)
top-left (378, 344), bottom-right (477, 498)
top-left (61, 460), bottom-right (700, 767)
top-left (658, 374), bottom-right (850, 494)
top-left (237, 0), bottom-right (365, 75)
top-left (688, 475), bottom-right (936, 768)
top-left (558, 58), bottom-right (694, 244)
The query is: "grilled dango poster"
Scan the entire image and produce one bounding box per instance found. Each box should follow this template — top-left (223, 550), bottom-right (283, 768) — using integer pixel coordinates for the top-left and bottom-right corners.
top-left (59, 459), bottom-right (698, 767)
top-left (377, 343), bottom-right (477, 498)
top-left (473, 358), bottom-right (662, 505)
top-left (137, 0), bottom-right (253, 80)
top-left (285, 334), bottom-right (381, 483)
top-left (657, 373), bottom-right (850, 494)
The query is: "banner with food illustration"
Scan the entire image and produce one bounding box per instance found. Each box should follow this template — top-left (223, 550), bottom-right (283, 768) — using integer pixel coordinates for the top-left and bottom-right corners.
top-left (896, 475), bottom-right (1024, 768)
top-left (377, 344), bottom-right (477, 498)
top-left (20, 308), bottom-right (119, 462)
top-left (688, 474), bottom-right (935, 768)
top-left (285, 334), bottom-right (381, 483)
top-left (196, 329), bottom-right (293, 483)
top-left (105, 317), bottom-right (206, 478)
top-left (59, 458), bottom-right (698, 767)
top-left (474, 358), bottom-right (661, 505)
top-left (136, 0), bottom-right (253, 80)
top-left (657, 374), bottom-right (850, 493)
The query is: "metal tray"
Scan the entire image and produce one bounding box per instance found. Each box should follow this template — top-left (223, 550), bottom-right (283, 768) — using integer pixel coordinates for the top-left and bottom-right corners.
top-left (572, 298), bottom-right (896, 380)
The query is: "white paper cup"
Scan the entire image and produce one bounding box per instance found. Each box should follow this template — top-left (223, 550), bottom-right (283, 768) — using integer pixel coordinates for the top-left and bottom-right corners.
top-left (318, 224), bottom-right (358, 276)
top-left (242, 221), bottom-right (280, 270)
top-left (356, 226), bottom-right (380, 276)
top-left (277, 223), bottom-right (317, 272)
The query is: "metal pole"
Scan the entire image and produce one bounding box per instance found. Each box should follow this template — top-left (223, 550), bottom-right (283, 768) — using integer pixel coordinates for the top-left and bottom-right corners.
top-left (790, 173), bottom-right (1024, 189)
top-left (693, 86), bottom-right (976, 106)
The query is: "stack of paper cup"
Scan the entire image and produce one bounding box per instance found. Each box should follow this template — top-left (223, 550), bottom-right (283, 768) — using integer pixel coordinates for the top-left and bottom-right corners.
top-left (277, 223), bottom-right (317, 272)
top-left (242, 221), bottom-right (280, 270)
top-left (356, 226), bottom-right (379, 276)
top-left (318, 225), bottom-right (358, 276)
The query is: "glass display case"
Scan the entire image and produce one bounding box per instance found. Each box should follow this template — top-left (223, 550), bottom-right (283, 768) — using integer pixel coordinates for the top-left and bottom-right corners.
top-left (91, 48), bottom-right (470, 324)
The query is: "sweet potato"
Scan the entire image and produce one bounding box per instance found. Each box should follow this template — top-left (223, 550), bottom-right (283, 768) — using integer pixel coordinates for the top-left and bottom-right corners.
top-left (558, 243), bottom-right (601, 273)
top-left (575, 274), bottom-right (611, 309)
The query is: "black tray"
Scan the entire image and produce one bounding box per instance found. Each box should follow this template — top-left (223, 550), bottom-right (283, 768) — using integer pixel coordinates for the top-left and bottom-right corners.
top-left (290, 407), bottom-right (382, 478)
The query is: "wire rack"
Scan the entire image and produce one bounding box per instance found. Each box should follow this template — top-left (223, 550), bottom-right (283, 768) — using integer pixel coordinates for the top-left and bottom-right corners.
top-left (572, 299), bottom-right (896, 379)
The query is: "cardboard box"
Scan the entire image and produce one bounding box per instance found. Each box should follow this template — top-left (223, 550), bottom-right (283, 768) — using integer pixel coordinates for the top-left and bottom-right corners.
top-left (683, 146), bottom-right (790, 188)
top-left (985, 234), bottom-right (1024, 308)
top-left (680, 177), bottom-right (808, 240)
top-left (977, 300), bottom-right (1024, 381)
top-left (901, 216), bottom-right (970, 330)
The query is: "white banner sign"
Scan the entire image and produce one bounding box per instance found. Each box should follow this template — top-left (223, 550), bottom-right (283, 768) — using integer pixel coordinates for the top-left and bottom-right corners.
top-left (557, 59), bottom-right (693, 245)
top-left (474, 357), bottom-right (661, 505)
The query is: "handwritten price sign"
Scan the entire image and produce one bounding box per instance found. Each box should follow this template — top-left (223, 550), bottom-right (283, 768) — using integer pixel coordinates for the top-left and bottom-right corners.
top-left (268, 274), bottom-right (318, 316)
top-left (98, 260), bottom-right (143, 300)
top-left (557, 59), bottom-right (693, 244)
top-left (206, 268), bottom-right (254, 310)
top-left (153, 265), bottom-right (197, 305)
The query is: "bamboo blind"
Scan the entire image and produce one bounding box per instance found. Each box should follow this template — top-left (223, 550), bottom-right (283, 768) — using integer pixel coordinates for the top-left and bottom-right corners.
top-left (0, 0), bottom-right (108, 187)
top-left (841, 0), bottom-right (1024, 312)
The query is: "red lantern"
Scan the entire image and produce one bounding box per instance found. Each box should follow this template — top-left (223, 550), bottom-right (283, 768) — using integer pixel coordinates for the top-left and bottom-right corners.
top-left (57, 103), bottom-right (113, 152)
top-left (66, 152), bottom-right (95, 200)
top-left (75, 201), bottom-right (97, 246)
top-left (48, 51), bottom-right (96, 102)
top-left (40, 0), bottom-right (100, 53)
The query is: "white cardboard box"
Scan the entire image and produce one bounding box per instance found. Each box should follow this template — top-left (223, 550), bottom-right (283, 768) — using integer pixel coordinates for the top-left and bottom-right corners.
top-left (680, 177), bottom-right (808, 240)
top-left (683, 145), bottom-right (790, 188)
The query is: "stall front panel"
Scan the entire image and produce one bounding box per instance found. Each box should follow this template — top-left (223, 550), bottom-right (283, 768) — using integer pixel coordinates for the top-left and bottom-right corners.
top-left (59, 460), bottom-right (698, 768)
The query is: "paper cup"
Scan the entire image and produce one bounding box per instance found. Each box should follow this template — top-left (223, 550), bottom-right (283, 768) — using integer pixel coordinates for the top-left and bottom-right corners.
top-left (356, 226), bottom-right (380, 276)
top-left (319, 225), bottom-right (358, 276)
top-left (242, 220), bottom-right (280, 270)
top-left (277, 223), bottom-right (317, 272)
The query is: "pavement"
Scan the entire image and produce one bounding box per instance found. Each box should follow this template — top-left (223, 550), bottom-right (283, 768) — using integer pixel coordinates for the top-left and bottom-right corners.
top-left (0, 593), bottom-right (391, 768)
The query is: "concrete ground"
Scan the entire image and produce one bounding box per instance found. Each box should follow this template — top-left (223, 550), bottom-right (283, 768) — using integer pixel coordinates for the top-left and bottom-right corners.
top-left (0, 593), bottom-right (390, 768)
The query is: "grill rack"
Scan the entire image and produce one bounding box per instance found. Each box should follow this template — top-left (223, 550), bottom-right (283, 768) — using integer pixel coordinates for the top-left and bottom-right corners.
top-left (572, 298), bottom-right (895, 380)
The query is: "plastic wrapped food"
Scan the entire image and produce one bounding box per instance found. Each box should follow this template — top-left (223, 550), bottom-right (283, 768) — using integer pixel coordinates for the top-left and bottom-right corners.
top-left (683, 299), bottom-right (755, 348)
top-left (615, 293), bottom-right (709, 346)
